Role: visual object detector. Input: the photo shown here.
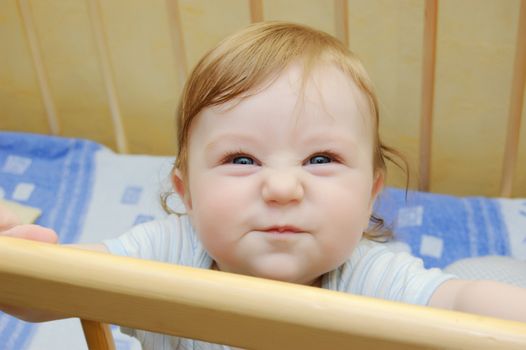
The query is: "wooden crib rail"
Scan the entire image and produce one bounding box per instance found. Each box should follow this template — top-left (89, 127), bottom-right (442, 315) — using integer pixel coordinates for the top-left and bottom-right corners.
top-left (0, 237), bottom-right (525, 350)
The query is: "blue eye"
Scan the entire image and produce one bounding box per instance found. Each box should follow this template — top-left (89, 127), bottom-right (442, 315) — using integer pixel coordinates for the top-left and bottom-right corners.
top-left (232, 156), bottom-right (255, 165)
top-left (309, 155), bottom-right (332, 164)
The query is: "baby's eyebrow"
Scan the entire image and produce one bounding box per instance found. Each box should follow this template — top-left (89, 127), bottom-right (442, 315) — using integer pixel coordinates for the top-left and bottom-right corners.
top-left (204, 133), bottom-right (259, 152)
top-left (300, 132), bottom-right (359, 151)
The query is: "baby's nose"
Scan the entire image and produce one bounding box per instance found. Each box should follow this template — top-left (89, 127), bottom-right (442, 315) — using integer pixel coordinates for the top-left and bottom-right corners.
top-left (261, 169), bottom-right (304, 205)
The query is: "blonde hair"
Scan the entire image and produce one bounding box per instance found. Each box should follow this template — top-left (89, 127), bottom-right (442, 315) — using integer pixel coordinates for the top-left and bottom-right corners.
top-left (162, 21), bottom-right (407, 241)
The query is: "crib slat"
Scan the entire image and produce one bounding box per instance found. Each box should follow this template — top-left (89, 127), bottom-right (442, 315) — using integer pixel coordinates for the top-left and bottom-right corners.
top-left (17, 0), bottom-right (60, 136)
top-left (334, 0), bottom-right (349, 48)
top-left (249, 0), bottom-right (263, 23)
top-left (0, 237), bottom-right (525, 350)
top-left (500, 0), bottom-right (526, 198)
top-left (81, 320), bottom-right (116, 350)
top-left (419, 0), bottom-right (438, 192)
top-left (166, 0), bottom-right (188, 89)
top-left (87, 0), bottom-right (128, 154)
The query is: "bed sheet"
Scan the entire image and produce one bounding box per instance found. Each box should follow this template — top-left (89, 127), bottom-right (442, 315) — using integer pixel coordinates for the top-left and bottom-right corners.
top-left (0, 131), bottom-right (525, 349)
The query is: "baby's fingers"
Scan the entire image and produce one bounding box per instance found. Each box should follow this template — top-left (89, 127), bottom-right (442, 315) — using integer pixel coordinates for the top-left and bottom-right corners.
top-left (1, 224), bottom-right (58, 244)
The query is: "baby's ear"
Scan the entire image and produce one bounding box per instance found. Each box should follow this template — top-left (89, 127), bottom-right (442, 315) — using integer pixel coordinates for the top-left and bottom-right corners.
top-left (172, 169), bottom-right (192, 210)
top-left (371, 171), bottom-right (385, 199)
top-left (368, 171), bottom-right (385, 211)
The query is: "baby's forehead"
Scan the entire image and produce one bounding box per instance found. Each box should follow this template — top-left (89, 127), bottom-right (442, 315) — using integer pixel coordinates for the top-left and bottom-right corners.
top-left (210, 62), bottom-right (373, 123)
top-left (196, 63), bottom-right (375, 144)
top-left (300, 64), bottom-right (372, 116)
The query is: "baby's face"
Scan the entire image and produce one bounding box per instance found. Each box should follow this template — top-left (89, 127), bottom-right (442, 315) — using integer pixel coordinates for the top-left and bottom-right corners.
top-left (179, 63), bottom-right (382, 286)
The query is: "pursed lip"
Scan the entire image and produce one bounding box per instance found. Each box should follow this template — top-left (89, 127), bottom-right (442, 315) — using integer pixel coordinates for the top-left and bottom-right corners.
top-left (260, 225), bottom-right (303, 234)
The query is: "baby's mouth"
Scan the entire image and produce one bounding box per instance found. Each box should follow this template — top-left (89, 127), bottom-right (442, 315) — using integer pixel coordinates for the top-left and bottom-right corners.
top-left (261, 225), bottom-right (303, 234)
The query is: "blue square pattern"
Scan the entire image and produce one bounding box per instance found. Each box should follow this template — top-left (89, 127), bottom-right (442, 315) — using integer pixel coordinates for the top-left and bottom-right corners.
top-left (1, 155), bottom-right (32, 175)
top-left (0, 131), bottom-right (100, 244)
top-left (374, 188), bottom-right (510, 269)
top-left (121, 186), bottom-right (143, 205)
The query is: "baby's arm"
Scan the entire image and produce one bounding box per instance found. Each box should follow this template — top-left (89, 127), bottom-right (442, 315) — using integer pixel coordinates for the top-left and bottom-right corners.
top-left (429, 279), bottom-right (526, 323)
top-left (0, 224), bottom-right (108, 322)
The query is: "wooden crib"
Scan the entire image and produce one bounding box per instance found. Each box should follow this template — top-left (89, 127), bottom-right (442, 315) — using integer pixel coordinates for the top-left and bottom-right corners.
top-left (1, 0), bottom-right (526, 349)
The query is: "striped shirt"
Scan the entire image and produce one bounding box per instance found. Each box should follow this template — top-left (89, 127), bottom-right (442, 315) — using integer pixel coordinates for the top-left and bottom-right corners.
top-left (104, 215), bottom-right (455, 350)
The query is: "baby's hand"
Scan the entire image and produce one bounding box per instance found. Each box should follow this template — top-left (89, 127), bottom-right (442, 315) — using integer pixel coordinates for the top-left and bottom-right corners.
top-left (0, 201), bottom-right (57, 243)
top-left (1, 224), bottom-right (58, 244)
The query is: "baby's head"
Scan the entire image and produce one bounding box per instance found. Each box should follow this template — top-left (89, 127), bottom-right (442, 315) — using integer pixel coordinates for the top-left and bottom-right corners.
top-left (166, 21), bottom-right (400, 285)
top-left (175, 21), bottom-right (388, 185)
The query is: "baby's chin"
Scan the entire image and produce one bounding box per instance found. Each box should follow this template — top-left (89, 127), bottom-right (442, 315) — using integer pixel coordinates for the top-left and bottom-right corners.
top-left (241, 256), bottom-right (326, 286)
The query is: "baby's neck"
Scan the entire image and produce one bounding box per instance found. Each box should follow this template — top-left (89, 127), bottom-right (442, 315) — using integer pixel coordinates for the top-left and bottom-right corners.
top-left (210, 261), bottom-right (323, 288)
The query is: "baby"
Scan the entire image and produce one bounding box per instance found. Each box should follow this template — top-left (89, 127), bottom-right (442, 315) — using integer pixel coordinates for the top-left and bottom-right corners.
top-left (1, 21), bottom-right (525, 349)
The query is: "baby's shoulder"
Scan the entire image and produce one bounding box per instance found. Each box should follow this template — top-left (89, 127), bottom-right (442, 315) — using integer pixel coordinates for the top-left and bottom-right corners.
top-left (348, 239), bottom-right (422, 270)
top-left (350, 239), bottom-right (391, 259)
top-left (128, 214), bottom-right (194, 236)
top-left (104, 214), bottom-right (199, 261)
top-left (329, 240), bottom-right (450, 304)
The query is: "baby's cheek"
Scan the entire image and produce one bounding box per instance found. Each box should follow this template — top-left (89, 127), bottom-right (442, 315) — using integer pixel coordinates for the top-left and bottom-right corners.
top-left (192, 180), bottom-right (228, 211)
top-left (189, 184), bottom-right (242, 242)
top-left (323, 192), bottom-right (369, 236)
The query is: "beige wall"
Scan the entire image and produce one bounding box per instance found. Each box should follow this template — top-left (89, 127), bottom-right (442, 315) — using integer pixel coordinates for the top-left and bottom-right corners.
top-left (0, 0), bottom-right (525, 197)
